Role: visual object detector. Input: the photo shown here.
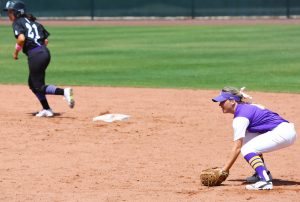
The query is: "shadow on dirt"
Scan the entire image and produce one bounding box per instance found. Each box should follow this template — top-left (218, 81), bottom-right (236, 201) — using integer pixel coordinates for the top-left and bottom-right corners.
top-left (27, 112), bottom-right (63, 117)
top-left (228, 179), bottom-right (300, 186)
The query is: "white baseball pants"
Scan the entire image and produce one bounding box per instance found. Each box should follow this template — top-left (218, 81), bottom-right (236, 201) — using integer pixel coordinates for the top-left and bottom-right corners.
top-left (241, 122), bottom-right (297, 156)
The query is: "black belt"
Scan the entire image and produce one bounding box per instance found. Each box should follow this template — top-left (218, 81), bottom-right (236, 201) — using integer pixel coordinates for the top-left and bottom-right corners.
top-left (27, 45), bottom-right (44, 55)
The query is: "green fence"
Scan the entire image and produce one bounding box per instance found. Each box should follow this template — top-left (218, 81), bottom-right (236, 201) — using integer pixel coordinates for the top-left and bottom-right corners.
top-left (1, 0), bottom-right (299, 19)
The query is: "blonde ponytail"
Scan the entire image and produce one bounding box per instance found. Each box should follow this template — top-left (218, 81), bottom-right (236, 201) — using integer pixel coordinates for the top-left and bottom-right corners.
top-left (222, 86), bottom-right (252, 104)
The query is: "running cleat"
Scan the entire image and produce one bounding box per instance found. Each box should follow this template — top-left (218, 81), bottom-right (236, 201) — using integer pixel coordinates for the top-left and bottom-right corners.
top-left (246, 171), bottom-right (272, 183)
top-left (36, 109), bottom-right (54, 117)
top-left (64, 88), bottom-right (75, 108)
top-left (246, 181), bottom-right (273, 190)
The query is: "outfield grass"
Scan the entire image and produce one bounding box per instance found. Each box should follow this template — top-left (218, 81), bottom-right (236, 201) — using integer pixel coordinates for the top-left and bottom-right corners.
top-left (0, 24), bottom-right (300, 92)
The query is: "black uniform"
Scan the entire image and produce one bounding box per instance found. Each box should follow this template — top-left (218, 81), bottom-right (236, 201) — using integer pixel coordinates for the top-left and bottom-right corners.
top-left (12, 17), bottom-right (64, 110)
top-left (13, 17), bottom-right (51, 95)
top-left (13, 17), bottom-right (49, 54)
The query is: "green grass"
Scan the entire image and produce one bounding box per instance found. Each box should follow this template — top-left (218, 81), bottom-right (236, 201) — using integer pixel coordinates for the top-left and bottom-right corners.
top-left (0, 24), bottom-right (300, 93)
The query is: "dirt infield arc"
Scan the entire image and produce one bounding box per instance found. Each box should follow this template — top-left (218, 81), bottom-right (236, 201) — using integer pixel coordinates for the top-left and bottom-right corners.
top-left (0, 85), bottom-right (299, 201)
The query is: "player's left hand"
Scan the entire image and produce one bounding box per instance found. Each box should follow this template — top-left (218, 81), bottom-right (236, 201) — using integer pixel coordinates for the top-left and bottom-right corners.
top-left (200, 167), bottom-right (229, 186)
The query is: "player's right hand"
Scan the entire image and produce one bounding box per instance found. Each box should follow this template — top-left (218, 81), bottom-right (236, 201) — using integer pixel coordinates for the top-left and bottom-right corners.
top-left (13, 52), bottom-right (18, 60)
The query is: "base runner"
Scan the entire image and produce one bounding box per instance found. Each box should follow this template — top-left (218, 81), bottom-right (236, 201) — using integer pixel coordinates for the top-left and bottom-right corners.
top-left (3, 1), bottom-right (75, 117)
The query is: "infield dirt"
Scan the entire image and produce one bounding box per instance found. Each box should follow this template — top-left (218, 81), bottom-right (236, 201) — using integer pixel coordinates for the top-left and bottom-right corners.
top-left (0, 85), bottom-right (299, 201)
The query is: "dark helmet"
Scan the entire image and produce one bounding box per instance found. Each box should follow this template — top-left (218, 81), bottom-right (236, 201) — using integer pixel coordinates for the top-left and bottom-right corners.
top-left (3, 1), bottom-right (26, 17)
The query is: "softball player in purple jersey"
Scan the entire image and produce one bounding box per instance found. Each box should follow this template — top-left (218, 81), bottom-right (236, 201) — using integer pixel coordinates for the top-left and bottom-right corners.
top-left (212, 86), bottom-right (297, 190)
top-left (3, 1), bottom-right (75, 117)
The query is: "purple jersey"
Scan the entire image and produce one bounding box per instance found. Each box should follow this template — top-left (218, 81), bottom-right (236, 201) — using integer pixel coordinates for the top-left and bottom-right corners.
top-left (234, 104), bottom-right (288, 133)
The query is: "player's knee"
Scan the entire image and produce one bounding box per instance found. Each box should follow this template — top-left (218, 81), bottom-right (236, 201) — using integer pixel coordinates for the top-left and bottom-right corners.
top-left (241, 145), bottom-right (252, 157)
top-left (29, 85), bottom-right (37, 93)
top-left (30, 86), bottom-right (46, 94)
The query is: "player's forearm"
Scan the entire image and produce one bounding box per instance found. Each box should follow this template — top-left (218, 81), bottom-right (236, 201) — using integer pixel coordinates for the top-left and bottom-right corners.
top-left (16, 34), bottom-right (25, 46)
top-left (222, 139), bottom-right (242, 172)
top-left (13, 34), bottom-right (25, 60)
top-left (223, 147), bottom-right (240, 172)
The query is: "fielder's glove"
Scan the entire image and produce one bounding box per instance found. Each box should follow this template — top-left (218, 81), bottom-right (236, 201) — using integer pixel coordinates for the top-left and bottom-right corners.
top-left (200, 167), bottom-right (229, 186)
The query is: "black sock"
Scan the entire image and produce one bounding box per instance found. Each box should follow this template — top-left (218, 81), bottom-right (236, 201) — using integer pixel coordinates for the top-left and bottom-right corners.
top-left (55, 88), bottom-right (64, 95)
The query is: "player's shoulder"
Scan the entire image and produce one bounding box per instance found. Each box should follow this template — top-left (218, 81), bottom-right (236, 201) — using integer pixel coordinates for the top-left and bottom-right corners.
top-left (250, 103), bottom-right (265, 110)
top-left (235, 104), bottom-right (256, 117)
top-left (13, 17), bottom-right (27, 26)
top-left (27, 19), bottom-right (45, 29)
top-left (238, 103), bottom-right (265, 110)
top-left (236, 104), bottom-right (266, 118)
